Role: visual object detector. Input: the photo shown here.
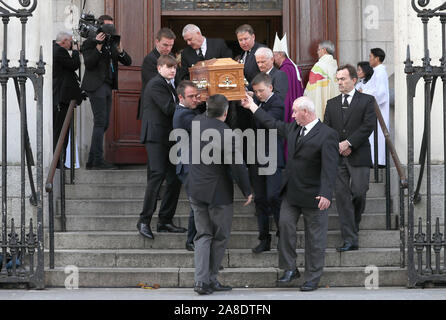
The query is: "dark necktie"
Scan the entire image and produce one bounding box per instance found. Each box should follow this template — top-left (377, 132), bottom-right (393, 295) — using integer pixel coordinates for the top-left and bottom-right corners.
top-left (296, 126), bottom-right (306, 146)
top-left (169, 83), bottom-right (178, 103)
top-left (198, 48), bottom-right (205, 61)
top-left (342, 94), bottom-right (350, 121)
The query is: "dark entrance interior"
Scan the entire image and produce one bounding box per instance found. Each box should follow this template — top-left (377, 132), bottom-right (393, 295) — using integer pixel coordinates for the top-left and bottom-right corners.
top-left (162, 16), bottom-right (283, 59)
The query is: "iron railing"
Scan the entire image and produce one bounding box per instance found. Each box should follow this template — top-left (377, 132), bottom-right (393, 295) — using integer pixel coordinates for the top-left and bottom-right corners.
top-left (404, 0), bottom-right (446, 288)
top-left (45, 100), bottom-right (77, 269)
top-left (0, 0), bottom-right (45, 288)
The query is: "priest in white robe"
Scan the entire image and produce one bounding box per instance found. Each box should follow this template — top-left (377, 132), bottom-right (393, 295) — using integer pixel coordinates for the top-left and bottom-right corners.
top-left (366, 48), bottom-right (390, 166)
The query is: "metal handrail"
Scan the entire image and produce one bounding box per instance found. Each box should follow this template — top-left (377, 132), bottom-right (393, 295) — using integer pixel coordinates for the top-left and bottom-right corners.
top-left (374, 101), bottom-right (408, 189)
top-left (45, 99), bottom-right (76, 193)
top-left (373, 100), bottom-right (408, 268)
top-left (45, 99), bottom-right (76, 269)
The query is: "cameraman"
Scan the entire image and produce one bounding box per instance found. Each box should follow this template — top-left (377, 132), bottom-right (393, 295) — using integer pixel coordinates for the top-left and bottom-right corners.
top-left (81, 15), bottom-right (132, 170)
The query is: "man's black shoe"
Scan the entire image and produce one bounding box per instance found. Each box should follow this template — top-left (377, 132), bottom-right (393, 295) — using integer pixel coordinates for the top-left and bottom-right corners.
top-left (219, 265), bottom-right (224, 270)
top-left (86, 162), bottom-right (93, 170)
top-left (210, 281), bottom-right (232, 292)
top-left (336, 243), bottom-right (359, 252)
top-left (157, 222), bottom-right (187, 233)
top-left (186, 242), bottom-right (195, 251)
top-left (91, 160), bottom-right (118, 170)
top-left (252, 238), bottom-right (271, 254)
top-left (137, 222), bottom-right (154, 239)
top-left (300, 282), bottom-right (318, 292)
top-left (194, 282), bottom-right (213, 295)
top-left (277, 269), bottom-right (300, 283)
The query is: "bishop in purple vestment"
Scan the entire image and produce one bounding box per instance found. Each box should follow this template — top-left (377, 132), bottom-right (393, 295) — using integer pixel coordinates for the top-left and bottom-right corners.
top-left (274, 51), bottom-right (304, 160)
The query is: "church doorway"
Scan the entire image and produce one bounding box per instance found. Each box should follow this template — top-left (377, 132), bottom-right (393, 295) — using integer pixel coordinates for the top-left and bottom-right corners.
top-left (162, 16), bottom-right (283, 60)
top-left (102, 0), bottom-right (336, 165)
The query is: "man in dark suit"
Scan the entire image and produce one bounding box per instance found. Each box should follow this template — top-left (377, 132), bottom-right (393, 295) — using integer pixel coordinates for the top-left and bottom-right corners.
top-left (137, 55), bottom-right (186, 240)
top-left (242, 94), bottom-right (339, 292)
top-left (179, 24), bottom-right (232, 81)
top-left (254, 47), bottom-right (289, 103)
top-left (139, 28), bottom-right (177, 119)
top-left (172, 81), bottom-right (202, 251)
top-left (235, 24), bottom-right (266, 131)
top-left (249, 73), bottom-right (285, 254)
top-left (324, 64), bottom-right (377, 252)
top-left (53, 31), bottom-right (82, 153)
top-left (81, 15), bottom-right (132, 170)
top-left (235, 24), bottom-right (266, 85)
top-left (186, 95), bottom-right (253, 295)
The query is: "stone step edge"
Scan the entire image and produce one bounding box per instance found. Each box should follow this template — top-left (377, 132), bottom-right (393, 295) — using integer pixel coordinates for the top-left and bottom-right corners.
top-left (60, 196), bottom-right (390, 202)
top-left (51, 230), bottom-right (399, 236)
top-left (45, 247), bottom-right (401, 254)
top-left (45, 266), bottom-right (406, 273)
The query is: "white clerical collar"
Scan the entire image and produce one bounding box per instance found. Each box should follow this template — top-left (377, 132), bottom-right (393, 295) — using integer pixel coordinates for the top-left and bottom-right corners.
top-left (266, 67), bottom-right (274, 75)
top-left (302, 118), bottom-right (319, 135)
top-left (374, 63), bottom-right (385, 71)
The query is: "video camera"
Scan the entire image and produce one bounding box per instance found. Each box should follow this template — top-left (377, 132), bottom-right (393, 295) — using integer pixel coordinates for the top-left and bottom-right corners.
top-left (78, 13), bottom-right (120, 47)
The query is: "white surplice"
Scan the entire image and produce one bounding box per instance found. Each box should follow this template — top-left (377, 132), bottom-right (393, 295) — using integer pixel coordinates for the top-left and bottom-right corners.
top-left (361, 64), bottom-right (390, 166)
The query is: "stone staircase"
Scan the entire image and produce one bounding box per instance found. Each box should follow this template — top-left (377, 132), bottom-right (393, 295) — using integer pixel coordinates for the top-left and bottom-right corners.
top-left (44, 169), bottom-right (407, 288)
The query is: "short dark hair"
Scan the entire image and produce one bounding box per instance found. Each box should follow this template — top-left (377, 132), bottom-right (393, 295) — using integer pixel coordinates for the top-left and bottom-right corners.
top-left (176, 80), bottom-right (197, 98)
top-left (156, 28), bottom-right (176, 41)
top-left (337, 64), bottom-right (358, 80)
top-left (251, 72), bottom-right (273, 87)
top-left (357, 61), bottom-right (374, 83)
top-left (371, 48), bottom-right (386, 63)
top-left (98, 15), bottom-right (113, 24)
top-left (206, 94), bottom-right (229, 118)
top-left (235, 24), bottom-right (255, 36)
top-left (157, 55), bottom-right (177, 68)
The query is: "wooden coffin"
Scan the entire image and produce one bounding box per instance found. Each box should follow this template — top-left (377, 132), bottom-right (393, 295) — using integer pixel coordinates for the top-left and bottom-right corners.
top-left (189, 58), bottom-right (246, 102)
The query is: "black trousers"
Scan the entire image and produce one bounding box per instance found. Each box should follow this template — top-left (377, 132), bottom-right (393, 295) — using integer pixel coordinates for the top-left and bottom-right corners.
top-left (178, 171), bottom-right (196, 244)
top-left (250, 165), bottom-right (282, 240)
top-left (139, 142), bottom-right (182, 225)
top-left (53, 103), bottom-right (70, 153)
top-left (86, 83), bottom-right (112, 165)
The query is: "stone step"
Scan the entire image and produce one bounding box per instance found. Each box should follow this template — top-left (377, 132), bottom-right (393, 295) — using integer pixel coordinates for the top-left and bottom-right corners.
top-left (59, 197), bottom-right (389, 216)
top-left (69, 168), bottom-right (385, 185)
top-left (44, 266), bottom-right (407, 288)
top-left (48, 230), bottom-right (399, 250)
top-left (58, 213), bottom-right (394, 232)
top-left (64, 182), bottom-right (386, 199)
top-left (44, 248), bottom-right (401, 269)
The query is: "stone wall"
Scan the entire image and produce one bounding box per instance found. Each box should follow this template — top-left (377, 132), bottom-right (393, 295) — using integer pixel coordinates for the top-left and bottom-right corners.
top-left (338, 0), bottom-right (394, 76)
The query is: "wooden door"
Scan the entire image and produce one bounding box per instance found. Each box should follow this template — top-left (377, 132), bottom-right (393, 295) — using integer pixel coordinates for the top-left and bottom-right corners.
top-left (104, 0), bottom-right (337, 164)
top-left (283, 0), bottom-right (338, 86)
top-left (104, 0), bottom-right (161, 164)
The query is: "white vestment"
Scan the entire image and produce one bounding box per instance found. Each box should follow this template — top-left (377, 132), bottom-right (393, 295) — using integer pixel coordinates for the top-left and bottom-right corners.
top-left (362, 64), bottom-right (390, 166)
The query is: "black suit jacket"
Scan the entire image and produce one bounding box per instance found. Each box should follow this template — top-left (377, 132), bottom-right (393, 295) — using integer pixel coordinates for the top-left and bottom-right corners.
top-left (186, 114), bottom-right (251, 206)
top-left (140, 74), bottom-right (178, 145)
top-left (53, 42), bottom-right (81, 107)
top-left (254, 94), bottom-right (285, 169)
top-left (254, 108), bottom-right (339, 209)
top-left (269, 67), bottom-right (289, 103)
top-left (80, 38), bottom-right (132, 92)
top-left (172, 104), bottom-right (201, 176)
top-left (138, 49), bottom-right (180, 119)
top-left (141, 48), bottom-right (161, 93)
top-left (179, 38), bottom-right (232, 80)
top-left (243, 42), bottom-right (266, 85)
top-left (324, 91), bottom-right (377, 167)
